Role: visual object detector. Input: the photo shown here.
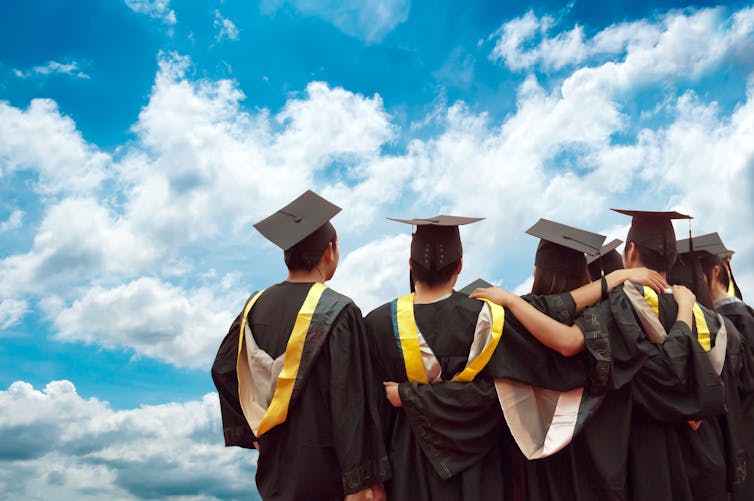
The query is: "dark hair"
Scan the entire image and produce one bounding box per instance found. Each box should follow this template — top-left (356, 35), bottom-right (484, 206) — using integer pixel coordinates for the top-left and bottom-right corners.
top-left (629, 243), bottom-right (675, 272)
top-left (667, 252), bottom-right (715, 309)
top-left (532, 266), bottom-right (590, 295)
top-left (283, 223), bottom-right (337, 272)
top-left (698, 253), bottom-right (730, 291)
top-left (411, 259), bottom-right (461, 287)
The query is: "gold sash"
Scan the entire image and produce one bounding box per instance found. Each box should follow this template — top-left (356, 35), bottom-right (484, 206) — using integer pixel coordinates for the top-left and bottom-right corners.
top-left (236, 282), bottom-right (328, 436)
top-left (642, 286), bottom-right (711, 351)
top-left (394, 293), bottom-right (505, 383)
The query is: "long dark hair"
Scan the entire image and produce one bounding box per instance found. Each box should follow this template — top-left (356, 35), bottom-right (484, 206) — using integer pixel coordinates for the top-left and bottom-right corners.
top-left (532, 266), bottom-right (591, 295)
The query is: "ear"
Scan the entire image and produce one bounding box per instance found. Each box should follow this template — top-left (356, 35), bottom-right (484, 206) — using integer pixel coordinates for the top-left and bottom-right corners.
top-left (456, 258), bottom-right (463, 275)
top-left (711, 264), bottom-right (721, 282)
top-left (408, 258), bottom-right (414, 271)
top-left (322, 242), bottom-right (335, 264)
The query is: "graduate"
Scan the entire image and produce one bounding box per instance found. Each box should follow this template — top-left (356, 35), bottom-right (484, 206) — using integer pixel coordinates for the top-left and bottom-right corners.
top-left (672, 233), bottom-right (754, 499)
top-left (211, 190), bottom-right (390, 501)
top-left (612, 210), bottom-right (729, 501)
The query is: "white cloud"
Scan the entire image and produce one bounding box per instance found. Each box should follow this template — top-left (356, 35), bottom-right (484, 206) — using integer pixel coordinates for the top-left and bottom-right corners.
top-left (0, 298), bottom-right (28, 330)
top-left (0, 210), bottom-right (24, 233)
top-left (262, 0), bottom-right (409, 43)
top-left (52, 277), bottom-right (236, 369)
top-left (0, 99), bottom-right (110, 195)
top-left (124, 0), bottom-right (176, 24)
top-left (0, 380), bottom-right (255, 500)
top-left (13, 60), bottom-right (90, 79)
top-left (0, 199), bottom-right (159, 297)
top-left (214, 10), bottom-right (239, 42)
top-left (491, 7), bottom-right (754, 77)
top-left (329, 234), bottom-right (411, 313)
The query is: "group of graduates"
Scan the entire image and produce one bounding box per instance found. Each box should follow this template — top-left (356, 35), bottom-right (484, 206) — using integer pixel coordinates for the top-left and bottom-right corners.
top-left (211, 190), bottom-right (754, 501)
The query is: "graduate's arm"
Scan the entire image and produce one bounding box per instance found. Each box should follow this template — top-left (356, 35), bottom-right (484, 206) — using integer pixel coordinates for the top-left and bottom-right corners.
top-left (569, 267), bottom-right (669, 313)
top-left (471, 287), bottom-right (584, 356)
top-left (394, 378), bottom-right (504, 479)
top-left (329, 305), bottom-right (391, 494)
top-left (632, 286), bottom-right (726, 421)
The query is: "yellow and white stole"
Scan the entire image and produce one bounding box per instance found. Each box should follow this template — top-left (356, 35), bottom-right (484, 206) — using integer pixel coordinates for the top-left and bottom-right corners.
top-left (390, 293), bottom-right (505, 383)
top-left (236, 283), bottom-right (329, 437)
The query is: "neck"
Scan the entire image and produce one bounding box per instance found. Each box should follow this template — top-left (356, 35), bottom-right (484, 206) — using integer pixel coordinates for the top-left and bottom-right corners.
top-left (629, 262), bottom-right (667, 280)
top-left (413, 280), bottom-right (456, 304)
top-left (286, 267), bottom-right (326, 284)
top-left (710, 283), bottom-right (729, 303)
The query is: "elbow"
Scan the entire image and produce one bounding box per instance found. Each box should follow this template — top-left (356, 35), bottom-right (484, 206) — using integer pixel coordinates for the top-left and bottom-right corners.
top-left (556, 338), bottom-right (585, 357)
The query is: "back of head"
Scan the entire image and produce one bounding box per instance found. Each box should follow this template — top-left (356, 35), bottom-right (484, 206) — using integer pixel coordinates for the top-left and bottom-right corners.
top-left (588, 249), bottom-right (623, 282)
top-left (613, 209), bottom-right (692, 272)
top-left (410, 225), bottom-right (462, 287)
top-left (532, 241), bottom-right (590, 295)
top-left (668, 251), bottom-right (715, 309)
top-left (283, 222), bottom-right (337, 272)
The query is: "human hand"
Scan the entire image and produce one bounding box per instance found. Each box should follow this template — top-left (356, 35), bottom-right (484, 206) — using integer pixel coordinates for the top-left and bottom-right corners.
top-left (383, 381), bottom-right (402, 408)
top-left (618, 267), bottom-right (669, 294)
top-left (344, 487), bottom-right (375, 501)
top-left (672, 284), bottom-right (696, 310)
top-left (470, 286), bottom-right (515, 307)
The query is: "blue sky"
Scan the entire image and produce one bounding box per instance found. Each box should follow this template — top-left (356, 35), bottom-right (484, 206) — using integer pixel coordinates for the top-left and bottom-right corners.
top-left (2, 1), bottom-right (754, 499)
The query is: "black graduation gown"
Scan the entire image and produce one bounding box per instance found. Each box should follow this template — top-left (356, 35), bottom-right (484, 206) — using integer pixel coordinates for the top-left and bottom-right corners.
top-left (366, 292), bottom-right (507, 501)
top-left (717, 298), bottom-right (754, 499)
top-left (212, 282), bottom-right (390, 501)
top-left (622, 290), bottom-right (728, 501)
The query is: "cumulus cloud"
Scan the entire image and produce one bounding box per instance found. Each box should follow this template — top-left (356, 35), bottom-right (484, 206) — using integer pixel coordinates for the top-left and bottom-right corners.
top-left (0, 99), bottom-right (110, 195)
top-left (0, 380), bottom-right (256, 500)
top-left (329, 234), bottom-right (411, 313)
top-left (52, 277), bottom-right (236, 369)
top-left (261, 0), bottom-right (410, 43)
top-left (214, 10), bottom-right (240, 42)
top-left (0, 210), bottom-right (24, 233)
top-left (124, 0), bottom-right (176, 24)
top-left (12, 60), bottom-right (90, 79)
top-left (491, 7), bottom-right (754, 75)
top-left (0, 198), bottom-right (159, 297)
top-left (0, 298), bottom-right (28, 330)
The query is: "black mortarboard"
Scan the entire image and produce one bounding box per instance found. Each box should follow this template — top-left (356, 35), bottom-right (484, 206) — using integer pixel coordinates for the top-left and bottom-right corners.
top-left (458, 278), bottom-right (494, 296)
top-left (253, 190), bottom-right (341, 251)
top-left (526, 218), bottom-right (605, 272)
top-left (587, 239), bottom-right (624, 281)
top-left (586, 239), bottom-right (623, 265)
top-left (676, 233), bottom-right (730, 257)
top-left (612, 209), bottom-right (692, 269)
top-left (389, 215), bottom-right (483, 270)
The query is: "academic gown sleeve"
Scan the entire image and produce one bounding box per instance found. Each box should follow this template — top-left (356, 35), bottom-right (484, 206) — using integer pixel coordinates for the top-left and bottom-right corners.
top-left (328, 304), bottom-right (391, 494)
top-left (630, 309), bottom-right (726, 422)
top-left (397, 379), bottom-right (504, 479)
top-left (486, 292), bottom-right (591, 391)
top-left (211, 311), bottom-right (256, 449)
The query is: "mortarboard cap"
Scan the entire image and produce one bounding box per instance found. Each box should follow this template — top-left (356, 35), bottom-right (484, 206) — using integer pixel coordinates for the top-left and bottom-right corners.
top-left (587, 239), bottom-right (624, 281)
top-left (253, 190), bottom-right (341, 251)
top-left (676, 232), bottom-right (730, 258)
top-left (586, 239), bottom-right (623, 265)
top-left (612, 209), bottom-right (692, 270)
top-left (458, 278), bottom-right (494, 296)
top-left (526, 218), bottom-right (606, 272)
top-left (389, 215), bottom-right (483, 270)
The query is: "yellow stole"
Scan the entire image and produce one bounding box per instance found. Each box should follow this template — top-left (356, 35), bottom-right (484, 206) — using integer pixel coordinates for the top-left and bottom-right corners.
top-left (393, 293), bottom-right (505, 383)
top-left (642, 286), bottom-right (711, 351)
top-left (236, 282), bottom-right (328, 436)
